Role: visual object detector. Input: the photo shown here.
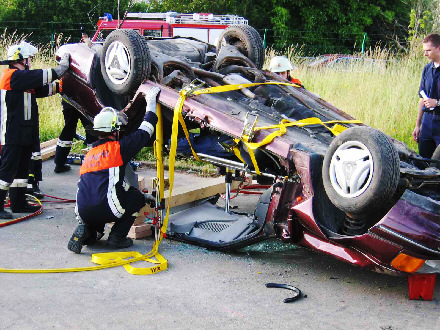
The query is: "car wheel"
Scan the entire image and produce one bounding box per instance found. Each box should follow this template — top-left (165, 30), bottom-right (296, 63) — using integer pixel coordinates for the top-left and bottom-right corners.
top-left (217, 25), bottom-right (264, 70)
top-left (101, 30), bottom-right (151, 95)
top-left (322, 127), bottom-right (400, 215)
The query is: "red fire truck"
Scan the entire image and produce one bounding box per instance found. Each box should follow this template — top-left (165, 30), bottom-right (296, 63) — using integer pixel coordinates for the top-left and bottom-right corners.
top-left (91, 12), bottom-right (249, 45)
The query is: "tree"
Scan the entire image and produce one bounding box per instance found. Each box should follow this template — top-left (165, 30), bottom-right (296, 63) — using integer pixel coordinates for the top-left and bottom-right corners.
top-left (0, 0), bottom-right (413, 54)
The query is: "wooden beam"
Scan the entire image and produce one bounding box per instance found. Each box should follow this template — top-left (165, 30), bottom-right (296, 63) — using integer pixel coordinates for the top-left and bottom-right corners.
top-left (164, 176), bottom-right (240, 208)
top-left (40, 138), bottom-right (58, 149)
top-left (41, 145), bottom-right (57, 160)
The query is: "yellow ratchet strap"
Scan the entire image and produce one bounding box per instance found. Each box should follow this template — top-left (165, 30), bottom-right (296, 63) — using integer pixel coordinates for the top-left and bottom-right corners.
top-left (233, 118), bottom-right (362, 174)
top-left (169, 81), bottom-right (362, 175)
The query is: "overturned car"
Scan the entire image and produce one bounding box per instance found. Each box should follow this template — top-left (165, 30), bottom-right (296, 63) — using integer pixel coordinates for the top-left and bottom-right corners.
top-left (56, 25), bottom-right (440, 279)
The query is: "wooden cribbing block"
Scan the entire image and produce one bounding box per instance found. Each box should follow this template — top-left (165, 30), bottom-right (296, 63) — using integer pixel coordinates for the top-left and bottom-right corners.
top-left (40, 138), bottom-right (58, 149)
top-left (138, 175), bottom-right (146, 191)
top-left (108, 222), bottom-right (152, 239)
top-left (133, 204), bottom-right (154, 225)
top-left (127, 223), bottom-right (152, 239)
top-left (40, 138), bottom-right (58, 161)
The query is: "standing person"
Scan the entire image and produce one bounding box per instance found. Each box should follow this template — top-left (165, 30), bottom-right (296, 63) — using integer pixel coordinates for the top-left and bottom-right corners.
top-left (413, 33), bottom-right (440, 158)
top-left (269, 55), bottom-right (303, 87)
top-left (54, 28), bottom-right (96, 173)
top-left (0, 41), bottom-right (70, 219)
top-left (53, 100), bottom-right (97, 173)
top-left (67, 87), bottom-right (160, 253)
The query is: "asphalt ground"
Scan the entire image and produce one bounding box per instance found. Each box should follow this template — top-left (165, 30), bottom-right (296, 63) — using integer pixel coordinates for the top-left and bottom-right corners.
top-left (0, 160), bottom-right (439, 329)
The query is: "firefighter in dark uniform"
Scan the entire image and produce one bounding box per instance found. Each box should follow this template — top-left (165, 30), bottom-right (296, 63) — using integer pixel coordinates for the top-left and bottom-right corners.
top-left (54, 30), bottom-right (97, 174)
top-left (67, 87), bottom-right (160, 253)
top-left (53, 100), bottom-right (97, 173)
top-left (0, 41), bottom-right (70, 219)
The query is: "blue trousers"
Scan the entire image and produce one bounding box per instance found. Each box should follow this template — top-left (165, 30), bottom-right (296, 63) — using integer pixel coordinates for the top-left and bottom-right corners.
top-left (419, 111), bottom-right (440, 158)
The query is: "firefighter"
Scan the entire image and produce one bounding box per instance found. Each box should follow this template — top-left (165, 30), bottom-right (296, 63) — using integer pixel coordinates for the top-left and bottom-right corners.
top-left (67, 87), bottom-right (160, 253)
top-left (269, 55), bottom-right (303, 87)
top-left (54, 28), bottom-right (97, 173)
top-left (0, 41), bottom-right (70, 219)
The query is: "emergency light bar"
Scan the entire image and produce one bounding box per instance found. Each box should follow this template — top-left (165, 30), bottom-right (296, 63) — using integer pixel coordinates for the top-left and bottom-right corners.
top-left (124, 12), bottom-right (248, 25)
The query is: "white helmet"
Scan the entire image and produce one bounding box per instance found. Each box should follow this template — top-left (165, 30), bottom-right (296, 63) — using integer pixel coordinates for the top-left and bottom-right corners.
top-left (93, 107), bottom-right (128, 132)
top-left (269, 56), bottom-right (295, 73)
top-left (6, 41), bottom-right (38, 62)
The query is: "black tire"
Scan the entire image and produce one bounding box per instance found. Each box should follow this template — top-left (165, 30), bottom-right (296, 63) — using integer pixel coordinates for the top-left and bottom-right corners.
top-left (322, 127), bottom-right (400, 215)
top-left (101, 30), bottom-right (151, 95)
top-left (217, 25), bottom-right (264, 69)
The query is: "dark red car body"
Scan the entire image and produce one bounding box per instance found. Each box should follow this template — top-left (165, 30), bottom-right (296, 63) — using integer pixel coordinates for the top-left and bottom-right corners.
top-left (56, 28), bottom-right (440, 290)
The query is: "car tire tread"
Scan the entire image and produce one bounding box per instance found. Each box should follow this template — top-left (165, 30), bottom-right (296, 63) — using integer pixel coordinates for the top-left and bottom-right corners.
top-left (322, 126), bottom-right (400, 215)
top-left (100, 30), bottom-right (151, 95)
top-left (217, 25), bottom-right (264, 70)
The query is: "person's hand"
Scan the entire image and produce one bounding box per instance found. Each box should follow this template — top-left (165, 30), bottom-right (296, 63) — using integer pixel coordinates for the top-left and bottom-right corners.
top-left (144, 193), bottom-right (156, 207)
top-left (54, 53), bottom-right (70, 78)
top-left (412, 125), bottom-right (420, 142)
top-left (423, 98), bottom-right (437, 109)
top-left (145, 87), bottom-right (160, 114)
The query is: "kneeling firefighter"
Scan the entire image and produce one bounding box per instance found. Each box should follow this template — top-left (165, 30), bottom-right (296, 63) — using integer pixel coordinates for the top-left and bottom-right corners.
top-left (68, 87), bottom-right (160, 253)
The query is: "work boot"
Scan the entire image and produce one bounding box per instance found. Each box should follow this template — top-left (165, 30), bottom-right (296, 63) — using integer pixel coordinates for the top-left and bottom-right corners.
top-left (0, 209), bottom-right (12, 219)
top-left (0, 189), bottom-right (12, 219)
top-left (26, 181), bottom-right (44, 199)
top-left (9, 187), bottom-right (41, 213)
top-left (54, 164), bottom-right (71, 173)
top-left (83, 230), bottom-right (104, 246)
top-left (107, 236), bottom-right (133, 249)
top-left (67, 224), bottom-right (90, 254)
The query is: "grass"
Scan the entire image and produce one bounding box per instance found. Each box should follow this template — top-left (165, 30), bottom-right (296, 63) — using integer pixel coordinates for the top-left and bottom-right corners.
top-left (0, 32), bottom-right (427, 158)
top-left (266, 45), bottom-right (425, 151)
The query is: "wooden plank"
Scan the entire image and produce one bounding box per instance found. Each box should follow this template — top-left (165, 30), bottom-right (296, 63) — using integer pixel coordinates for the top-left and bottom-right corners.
top-left (164, 176), bottom-right (240, 208)
top-left (108, 222), bottom-right (152, 239)
top-left (40, 138), bottom-right (58, 149)
top-left (41, 144), bottom-right (57, 161)
top-left (127, 223), bottom-right (152, 239)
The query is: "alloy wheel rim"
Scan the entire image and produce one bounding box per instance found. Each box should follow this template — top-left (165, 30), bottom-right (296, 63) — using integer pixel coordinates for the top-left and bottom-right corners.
top-left (105, 41), bottom-right (131, 85)
top-left (329, 140), bottom-right (374, 198)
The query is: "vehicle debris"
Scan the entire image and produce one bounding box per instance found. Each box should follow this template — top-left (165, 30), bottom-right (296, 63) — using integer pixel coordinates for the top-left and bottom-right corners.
top-left (265, 282), bottom-right (303, 303)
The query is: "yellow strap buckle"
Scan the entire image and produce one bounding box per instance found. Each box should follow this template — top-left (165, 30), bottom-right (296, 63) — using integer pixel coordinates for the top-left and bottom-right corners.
top-left (241, 112), bottom-right (259, 141)
top-left (182, 78), bottom-right (206, 97)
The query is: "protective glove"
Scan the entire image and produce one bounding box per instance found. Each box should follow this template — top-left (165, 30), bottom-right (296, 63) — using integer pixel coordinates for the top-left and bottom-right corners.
top-left (145, 87), bottom-right (160, 114)
top-left (144, 193), bottom-right (156, 207)
top-left (54, 53), bottom-right (70, 78)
